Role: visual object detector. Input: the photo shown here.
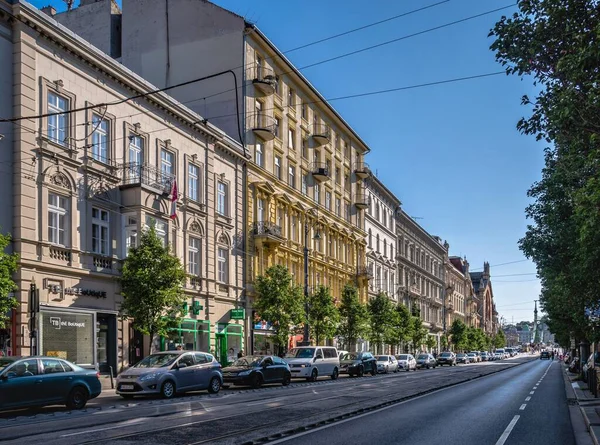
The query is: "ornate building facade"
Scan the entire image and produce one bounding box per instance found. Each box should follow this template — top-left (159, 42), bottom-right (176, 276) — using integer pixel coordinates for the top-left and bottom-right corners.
top-left (446, 256), bottom-right (473, 328)
top-left (470, 262), bottom-right (499, 335)
top-left (1, 1), bottom-right (246, 369)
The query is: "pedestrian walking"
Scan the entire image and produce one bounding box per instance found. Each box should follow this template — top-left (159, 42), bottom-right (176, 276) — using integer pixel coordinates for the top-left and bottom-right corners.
top-left (551, 350), bottom-right (555, 360)
top-left (237, 349), bottom-right (244, 359)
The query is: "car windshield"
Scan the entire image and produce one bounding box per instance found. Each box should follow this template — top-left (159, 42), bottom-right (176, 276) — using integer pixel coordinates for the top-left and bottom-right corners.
top-left (285, 348), bottom-right (315, 359)
top-left (440, 353), bottom-right (452, 357)
top-left (134, 353), bottom-right (180, 368)
top-left (397, 355), bottom-right (409, 360)
top-left (0, 358), bottom-right (15, 372)
top-left (417, 355), bottom-right (428, 359)
top-left (375, 356), bottom-right (388, 361)
top-left (342, 352), bottom-right (359, 360)
top-left (457, 353), bottom-right (466, 357)
top-left (467, 353), bottom-right (476, 356)
top-left (231, 356), bottom-right (263, 367)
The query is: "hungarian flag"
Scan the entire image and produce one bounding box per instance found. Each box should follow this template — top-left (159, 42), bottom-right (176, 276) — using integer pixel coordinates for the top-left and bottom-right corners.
top-left (170, 179), bottom-right (178, 220)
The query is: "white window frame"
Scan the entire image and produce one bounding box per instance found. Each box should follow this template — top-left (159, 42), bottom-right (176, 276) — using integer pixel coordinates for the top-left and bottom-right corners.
top-left (256, 141), bottom-right (263, 167)
top-left (288, 166), bottom-right (295, 189)
top-left (91, 114), bottom-right (109, 163)
top-left (217, 182), bottom-right (228, 216)
top-left (288, 128), bottom-right (295, 149)
top-left (188, 163), bottom-right (199, 202)
top-left (325, 191), bottom-right (332, 211)
top-left (161, 149), bottom-right (175, 177)
top-left (218, 247), bottom-right (229, 283)
top-left (91, 207), bottom-right (109, 255)
top-left (188, 236), bottom-right (201, 276)
top-left (47, 92), bottom-right (68, 146)
top-left (124, 215), bottom-right (138, 256)
top-left (48, 193), bottom-right (68, 246)
top-left (274, 155), bottom-right (281, 179)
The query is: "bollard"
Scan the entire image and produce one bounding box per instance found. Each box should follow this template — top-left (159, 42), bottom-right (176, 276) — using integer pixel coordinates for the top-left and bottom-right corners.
top-left (109, 365), bottom-right (115, 389)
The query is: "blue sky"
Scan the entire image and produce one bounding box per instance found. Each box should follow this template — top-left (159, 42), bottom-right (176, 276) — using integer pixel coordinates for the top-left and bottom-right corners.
top-left (32, 0), bottom-right (543, 324)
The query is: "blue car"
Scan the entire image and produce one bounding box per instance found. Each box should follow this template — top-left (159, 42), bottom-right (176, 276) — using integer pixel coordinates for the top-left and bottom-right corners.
top-left (0, 356), bottom-right (102, 411)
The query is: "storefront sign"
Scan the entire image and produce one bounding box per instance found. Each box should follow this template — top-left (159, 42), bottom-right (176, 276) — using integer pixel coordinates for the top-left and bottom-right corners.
top-left (230, 309), bottom-right (245, 320)
top-left (64, 288), bottom-right (107, 299)
top-left (49, 317), bottom-right (87, 329)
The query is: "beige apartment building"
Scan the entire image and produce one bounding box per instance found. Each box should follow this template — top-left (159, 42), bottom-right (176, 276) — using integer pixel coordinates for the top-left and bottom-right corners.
top-left (446, 256), bottom-right (474, 328)
top-left (0, 0), bottom-right (247, 370)
top-left (396, 210), bottom-right (448, 352)
top-left (50, 0), bottom-right (371, 351)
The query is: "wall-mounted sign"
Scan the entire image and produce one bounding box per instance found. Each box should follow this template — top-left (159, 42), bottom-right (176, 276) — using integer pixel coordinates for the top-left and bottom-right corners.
top-left (230, 308), bottom-right (245, 320)
top-left (49, 317), bottom-right (87, 329)
top-left (64, 288), bottom-right (107, 299)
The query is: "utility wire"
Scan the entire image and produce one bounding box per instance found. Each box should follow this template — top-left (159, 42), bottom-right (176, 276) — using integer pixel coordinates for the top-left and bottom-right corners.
top-left (470, 259), bottom-right (530, 271)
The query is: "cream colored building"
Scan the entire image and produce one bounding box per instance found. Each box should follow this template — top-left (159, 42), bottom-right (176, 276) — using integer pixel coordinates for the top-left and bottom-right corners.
top-left (0, 0), bottom-right (246, 371)
top-left (445, 256), bottom-right (472, 328)
top-left (48, 0), bottom-right (372, 351)
top-left (396, 210), bottom-right (448, 352)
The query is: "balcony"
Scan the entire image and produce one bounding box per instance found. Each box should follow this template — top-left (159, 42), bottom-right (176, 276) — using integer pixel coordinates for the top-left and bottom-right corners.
top-left (447, 302), bottom-right (455, 313)
top-left (310, 123), bottom-right (331, 145)
top-left (310, 162), bottom-right (331, 182)
top-left (353, 161), bottom-right (371, 180)
top-left (354, 193), bottom-right (370, 210)
top-left (247, 66), bottom-right (277, 95)
top-left (253, 221), bottom-right (284, 247)
top-left (249, 113), bottom-right (276, 141)
top-left (121, 162), bottom-right (174, 195)
top-left (357, 266), bottom-right (373, 280)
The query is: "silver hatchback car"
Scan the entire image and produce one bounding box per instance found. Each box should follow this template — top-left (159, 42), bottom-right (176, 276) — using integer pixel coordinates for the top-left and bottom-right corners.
top-left (116, 351), bottom-right (223, 399)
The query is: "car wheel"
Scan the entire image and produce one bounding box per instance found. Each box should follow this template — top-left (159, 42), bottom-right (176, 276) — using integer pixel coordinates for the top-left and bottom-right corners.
top-left (405, 367), bottom-right (410, 372)
top-left (371, 365), bottom-right (377, 376)
top-left (358, 366), bottom-right (364, 377)
top-left (208, 376), bottom-right (221, 394)
top-left (66, 386), bottom-right (89, 410)
top-left (251, 373), bottom-right (263, 389)
top-left (282, 373), bottom-right (291, 386)
top-left (120, 394), bottom-right (134, 399)
top-left (426, 364), bottom-right (430, 369)
top-left (161, 380), bottom-right (176, 399)
top-left (331, 367), bottom-right (339, 380)
top-left (309, 369), bottom-right (318, 382)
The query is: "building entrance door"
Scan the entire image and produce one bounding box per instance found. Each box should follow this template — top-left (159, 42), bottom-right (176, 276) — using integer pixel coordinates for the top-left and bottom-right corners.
top-left (97, 314), bottom-right (116, 373)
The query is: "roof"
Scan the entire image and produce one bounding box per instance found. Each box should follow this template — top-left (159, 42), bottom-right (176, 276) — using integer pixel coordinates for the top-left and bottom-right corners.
top-left (449, 257), bottom-right (464, 274)
top-left (470, 272), bottom-right (485, 293)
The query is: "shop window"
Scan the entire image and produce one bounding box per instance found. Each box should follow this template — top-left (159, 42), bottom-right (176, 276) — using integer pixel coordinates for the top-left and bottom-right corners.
top-left (39, 311), bottom-right (94, 366)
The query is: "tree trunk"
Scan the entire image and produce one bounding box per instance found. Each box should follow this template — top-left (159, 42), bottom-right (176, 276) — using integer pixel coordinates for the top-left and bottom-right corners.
top-left (148, 329), bottom-right (155, 356)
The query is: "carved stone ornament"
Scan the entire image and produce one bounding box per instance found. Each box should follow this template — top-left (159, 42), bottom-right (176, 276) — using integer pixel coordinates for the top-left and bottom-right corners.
top-left (49, 171), bottom-right (71, 190)
top-left (189, 220), bottom-right (203, 235)
top-left (218, 232), bottom-right (229, 245)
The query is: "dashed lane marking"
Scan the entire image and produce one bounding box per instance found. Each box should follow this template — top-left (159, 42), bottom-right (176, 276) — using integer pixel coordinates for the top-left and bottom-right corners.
top-left (495, 415), bottom-right (520, 445)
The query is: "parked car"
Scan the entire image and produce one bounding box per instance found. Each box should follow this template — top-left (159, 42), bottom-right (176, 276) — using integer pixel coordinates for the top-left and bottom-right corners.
top-left (339, 352), bottom-right (378, 377)
top-left (285, 346), bottom-right (339, 381)
top-left (540, 351), bottom-right (551, 360)
top-left (456, 353), bottom-right (470, 364)
top-left (469, 351), bottom-right (482, 363)
top-left (0, 356), bottom-right (101, 410)
top-left (494, 352), bottom-right (503, 360)
top-left (466, 353), bottom-right (478, 363)
top-left (116, 351), bottom-right (222, 399)
top-left (481, 352), bottom-right (490, 362)
top-left (337, 350), bottom-right (348, 361)
top-left (395, 354), bottom-right (417, 371)
top-left (375, 355), bottom-right (398, 373)
top-left (221, 355), bottom-right (291, 388)
top-left (416, 354), bottom-right (437, 369)
top-left (437, 352), bottom-right (457, 366)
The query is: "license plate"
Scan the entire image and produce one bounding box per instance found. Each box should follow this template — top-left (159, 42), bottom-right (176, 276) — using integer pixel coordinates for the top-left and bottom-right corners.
top-left (121, 384), bottom-right (134, 390)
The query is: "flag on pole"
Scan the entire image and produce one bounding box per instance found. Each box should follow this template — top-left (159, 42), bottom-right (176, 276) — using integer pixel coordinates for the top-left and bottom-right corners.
top-left (170, 179), bottom-right (178, 220)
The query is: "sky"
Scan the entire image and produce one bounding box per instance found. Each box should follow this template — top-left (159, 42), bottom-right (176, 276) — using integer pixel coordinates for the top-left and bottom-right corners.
top-left (31, 0), bottom-right (543, 325)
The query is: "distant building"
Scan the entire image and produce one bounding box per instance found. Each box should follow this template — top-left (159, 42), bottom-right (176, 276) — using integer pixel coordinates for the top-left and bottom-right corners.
top-left (517, 324), bottom-right (533, 344)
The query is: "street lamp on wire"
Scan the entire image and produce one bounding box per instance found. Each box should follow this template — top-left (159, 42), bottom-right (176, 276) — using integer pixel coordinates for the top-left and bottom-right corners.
top-left (299, 208), bottom-right (321, 347)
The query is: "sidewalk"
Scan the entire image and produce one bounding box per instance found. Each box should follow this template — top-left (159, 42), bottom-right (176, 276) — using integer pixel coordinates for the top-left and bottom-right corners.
top-left (563, 363), bottom-right (600, 445)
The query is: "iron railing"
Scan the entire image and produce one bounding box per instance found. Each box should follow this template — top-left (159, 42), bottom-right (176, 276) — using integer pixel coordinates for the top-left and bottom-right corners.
top-left (121, 162), bottom-right (175, 194)
top-left (253, 221), bottom-right (283, 238)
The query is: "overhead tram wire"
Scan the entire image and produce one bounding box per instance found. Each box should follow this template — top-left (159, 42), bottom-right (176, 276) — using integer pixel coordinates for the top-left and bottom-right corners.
top-left (0, 3), bottom-right (514, 129)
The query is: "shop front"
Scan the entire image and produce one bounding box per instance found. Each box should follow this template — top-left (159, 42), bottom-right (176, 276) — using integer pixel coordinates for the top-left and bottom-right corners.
top-left (159, 319), bottom-right (211, 353)
top-left (216, 322), bottom-right (243, 366)
top-left (252, 320), bottom-right (277, 356)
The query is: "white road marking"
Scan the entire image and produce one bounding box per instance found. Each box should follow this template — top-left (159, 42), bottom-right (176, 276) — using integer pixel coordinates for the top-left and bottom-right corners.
top-left (60, 418), bottom-right (146, 437)
top-left (530, 391), bottom-right (535, 395)
top-left (533, 386), bottom-right (538, 389)
top-left (519, 404), bottom-right (527, 410)
top-left (525, 396), bottom-right (531, 401)
top-left (495, 415), bottom-right (520, 445)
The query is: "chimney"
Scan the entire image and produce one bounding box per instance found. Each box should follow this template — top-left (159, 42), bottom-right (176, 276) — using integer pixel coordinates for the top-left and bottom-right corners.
top-left (40, 5), bottom-right (57, 16)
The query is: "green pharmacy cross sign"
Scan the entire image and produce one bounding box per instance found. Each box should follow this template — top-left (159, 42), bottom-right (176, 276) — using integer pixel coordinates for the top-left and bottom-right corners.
top-left (230, 308), bottom-right (245, 320)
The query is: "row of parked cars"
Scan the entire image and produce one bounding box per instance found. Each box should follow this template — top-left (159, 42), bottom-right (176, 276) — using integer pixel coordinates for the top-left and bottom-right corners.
top-left (0, 346), bottom-right (520, 411)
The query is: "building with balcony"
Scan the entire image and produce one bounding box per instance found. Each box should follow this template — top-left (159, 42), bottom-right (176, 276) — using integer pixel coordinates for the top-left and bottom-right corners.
top-left (446, 256), bottom-right (474, 328)
top-left (0, 1), bottom-right (246, 370)
top-left (396, 210), bottom-right (448, 351)
top-left (470, 262), bottom-right (499, 335)
top-left (48, 0), bottom-right (371, 351)
top-left (365, 176), bottom-right (400, 303)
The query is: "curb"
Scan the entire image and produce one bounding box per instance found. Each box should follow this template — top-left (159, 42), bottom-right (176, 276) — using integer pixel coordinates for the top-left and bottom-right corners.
top-left (561, 364), bottom-right (597, 445)
top-left (243, 358), bottom-right (538, 445)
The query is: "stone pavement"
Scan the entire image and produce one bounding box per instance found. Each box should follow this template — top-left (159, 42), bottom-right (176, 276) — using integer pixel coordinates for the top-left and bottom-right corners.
top-left (564, 363), bottom-right (600, 445)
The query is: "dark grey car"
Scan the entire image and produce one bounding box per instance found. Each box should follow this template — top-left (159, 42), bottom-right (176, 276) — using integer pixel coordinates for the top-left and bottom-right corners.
top-left (116, 351), bottom-right (222, 399)
top-left (416, 353), bottom-right (437, 369)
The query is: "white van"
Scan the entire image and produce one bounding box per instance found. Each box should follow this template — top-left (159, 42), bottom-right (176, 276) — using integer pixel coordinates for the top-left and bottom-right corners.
top-left (285, 346), bottom-right (340, 381)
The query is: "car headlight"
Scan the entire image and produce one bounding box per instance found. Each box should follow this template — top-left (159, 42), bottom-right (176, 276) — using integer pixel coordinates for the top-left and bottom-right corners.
top-left (300, 363), bottom-right (311, 368)
top-left (139, 372), bottom-right (159, 382)
top-left (238, 370), bottom-right (252, 376)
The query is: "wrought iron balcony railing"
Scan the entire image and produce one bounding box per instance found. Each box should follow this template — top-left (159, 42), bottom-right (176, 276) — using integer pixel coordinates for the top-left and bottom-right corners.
top-left (121, 162), bottom-right (175, 194)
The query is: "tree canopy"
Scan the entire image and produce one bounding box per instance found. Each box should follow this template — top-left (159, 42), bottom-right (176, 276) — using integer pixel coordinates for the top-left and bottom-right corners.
top-left (120, 226), bottom-right (187, 354)
top-left (490, 0), bottom-right (600, 345)
top-left (308, 285), bottom-right (340, 345)
top-left (337, 284), bottom-right (368, 350)
top-left (0, 232), bottom-right (18, 329)
top-left (367, 292), bottom-right (396, 354)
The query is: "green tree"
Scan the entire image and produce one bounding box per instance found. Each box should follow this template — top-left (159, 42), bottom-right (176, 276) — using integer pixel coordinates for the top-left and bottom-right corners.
top-left (337, 284), bottom-right (368, 350)
top-left (449, 319), bottom-right (468, 351)
top-left (253, 265), bottom-right (304, 352)
top-left (120, 226), bottom-right (187, 354)
top-left (367, 292), bottom-right (395, 354)
top-left (308, 285), bottom-right (340, 345)
top-left (410, 316), bottom-right (428, 353)
top-left (0, 232), bottom-right (18, 329)
top-left (490, 0), bottom-right (600, 343)
top-left (425, 334), bottom-right (437, 352)
top-left (494, 330), bottom-right (506, 349)
top-left (387, 303), bottom-right (413, 354)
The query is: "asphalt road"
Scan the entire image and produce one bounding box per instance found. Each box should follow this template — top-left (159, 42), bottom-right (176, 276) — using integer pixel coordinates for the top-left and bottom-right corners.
top-left (0, 356), bottom-right (551, 445)
top-left (272, 358), bottom-right (574, 445)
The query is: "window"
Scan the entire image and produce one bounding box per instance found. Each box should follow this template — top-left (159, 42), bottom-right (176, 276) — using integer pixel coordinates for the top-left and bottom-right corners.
top-left (302, 173), bottom-right (308, 195)
top-left (161, 149), bottom-right (175, 177)
top-left (345, 201), bottom-right (351, 221)
top-left (368, 230), bottom-right (372, 248)
top-left (48, 193), bottom-right (68, 245)
top-left (47, 92), bottom-right (68, 145)
top-left (390, 244), bottom-right (394, 259)
top-left (288, 128), bottom-right (296, 149)
top-left (335, 198), bottom-right (341, 216)
top-left (314, 150), bottom-right (320, 164)
top-left (314, 183), bottom-right (320, 203)
top-left (145, 216), bottom-right (167, 246)
top-left (288, 88), bottom-right (295, 107)
top-left (325, 191), bottom-right (332, 211)
top-left (127, 135), bottom-right (144, 180)
top-left (376, 234), bottom-right (380, 253)
top-left (288, 166), bottom-right (295, 189)
top-left (302, 137), bottom-right (308, 159)
top-left (217, 182), bottom-right (228, 216)
top-left (255, 54), bottom-right (263, 77)
top-left (302, 101), bottom-right (308, 119)
top-left (291, 216), bottom-right (297, 242)
top-left (383, 240), bottom-right (387, 257)
top-left (257, 198), bottom-right (265, 223)
top-left (218, 247), bottom-right (228, 283)
top-left (335, 167), bottom-right (341, 185)
top-left (188, 163), bottom-right (199, 202)
top-left (375, 203), bottom-right (380, 220)
top-left (92, 207), bottom-right (109, 255)
top-left (189, 237), bottom-right (201, 276)
top-left (274, 117), bottom-right (281, 138)
top-left (255, 141), bottom-right (263, 167)
top-left (91, 114), bottom-right (108, 162)
top-left (344, 172), bottom-right (350, 192)
top-left (124, 216), bottom-right (138, 255)
top-left (274, 155), bottom-right (281, 179)
top-left (344, 140), bottom-right (350, 159)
